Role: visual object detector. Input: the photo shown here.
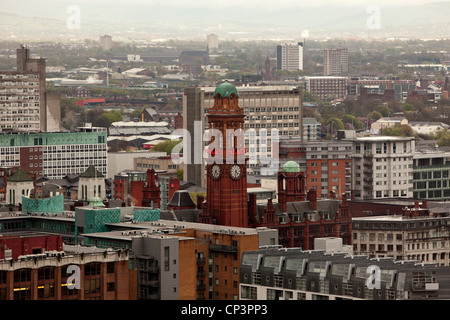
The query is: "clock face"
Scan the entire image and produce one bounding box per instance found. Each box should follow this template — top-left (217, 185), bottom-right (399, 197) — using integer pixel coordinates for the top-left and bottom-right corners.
top-left (230, 164), bottom-right (242, 180)
top-left (211, 165), bottom-right (221, 180)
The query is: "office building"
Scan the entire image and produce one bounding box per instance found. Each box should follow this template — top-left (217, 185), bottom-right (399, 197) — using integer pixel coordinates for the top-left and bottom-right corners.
top-left (183, 84), bottom-right (303, 187)
top-left (304, 76), bottom-right (347, 100)
top-left (413, 148), bottom-right (450, 201)
top-left (351, 136), bottom-right (415, 200)
top-left (0, 46), bottom-right (60, 132)
top-left (323, 48), bottom-right (349, 76)
top-left (239, 244), bottom-right (450, 300)
top-left (0, 125), bottom-right (107, 180)
top-left (352, 201), bottom-right (450, 265)
top-left (277, 42), bottom-right (304, 71)
top-left (348, 79), bottom-right (416, 102)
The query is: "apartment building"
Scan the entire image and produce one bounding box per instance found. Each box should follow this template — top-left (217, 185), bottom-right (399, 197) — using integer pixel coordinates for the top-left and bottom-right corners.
top-left (239, 244), bottom-right (450, 300)
top-left (350, 136), bottom-right (415, 200)
top-left (279, 138), bottom-right (353, 199)
top-left (352, 203), bottom-right (450, 265)
top-left (83, 219), bottom-right (278, 300)
top-left (0, 46), bottom-right (60, 133)
top-left (277, 42), bottom-right (304, 71)
top-left (0, 125), bottom-right (107, 180)
top-left (183, 85), bottom-right (303, 187)
top-left (323, 48), bottom-right (349, 76)
top-left (304, 76), bottom-right (347, 100)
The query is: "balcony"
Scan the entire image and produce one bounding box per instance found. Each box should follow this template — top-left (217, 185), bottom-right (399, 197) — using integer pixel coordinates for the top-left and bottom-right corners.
top-left (209, 244), bottom-right (237, 253)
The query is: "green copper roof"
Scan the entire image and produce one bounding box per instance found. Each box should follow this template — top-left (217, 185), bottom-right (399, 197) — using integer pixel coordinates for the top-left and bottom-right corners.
top-left (214, 81), bottom-right (239, 98)
top-left (283, 161), bottom-right (300, 173)
top-left (89, 196), bottom-right (105, 207)
top-left (9, 168), bottom-right (34, 182)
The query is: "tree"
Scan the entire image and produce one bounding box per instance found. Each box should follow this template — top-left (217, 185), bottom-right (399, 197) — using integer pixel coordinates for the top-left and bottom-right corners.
top-left (342, 114), bottom-right (362, 130)
top-left (381, 124), bottom-right (415, 137)
top-left (151, 139), bottom-right (182, 154)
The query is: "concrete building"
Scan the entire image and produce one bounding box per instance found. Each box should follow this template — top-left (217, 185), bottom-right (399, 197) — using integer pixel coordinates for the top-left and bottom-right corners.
top-left (183, 84), bottom-right (303, 187)
top-left (352, 202), bottom-right (450, 265)
top-left (350, 136), bottom-right (415, 200)
top-left (304, 76), bottom-right (347, 100)
top-left (348, 79), bottom-right (416, 102)
top-left (0, 125), bottom-right (107, 180)
top-left (0, 46), bottom-right (60, 132)
top-left (99, 35), bottom-right (112, 51)
top-left (107, 151), bottom-right (167, 179)
top-left (239, 244), bottom-right (450, 300)
top-left (302, 118), bottom-right (321, 141)
top-left (277, 42), bottom-right (304, 71)
top-left (207, 34), bottom-right (219, 50)
top-left (323, 48), bottom-right (349, 76)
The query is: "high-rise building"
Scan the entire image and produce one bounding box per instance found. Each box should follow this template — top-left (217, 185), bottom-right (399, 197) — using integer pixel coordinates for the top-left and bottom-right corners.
top-left (183, 84), bottom-right (303, 187)
top-left (206, 34), bottom-right (219, 50)
top-left (277, 42), bottom-right (304, 71)
top-left (0, 46), bottom-right (60, 133)
top-left (323, 48), bottom-right (349, 76)
top-left (350, 136), bottom-right (415, 200)
top-left (99, 35), bottom-right (112, 51)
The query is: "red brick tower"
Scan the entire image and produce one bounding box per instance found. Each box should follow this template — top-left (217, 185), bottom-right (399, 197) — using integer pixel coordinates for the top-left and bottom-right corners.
top-left (206, 81), bottom-right (248, 227)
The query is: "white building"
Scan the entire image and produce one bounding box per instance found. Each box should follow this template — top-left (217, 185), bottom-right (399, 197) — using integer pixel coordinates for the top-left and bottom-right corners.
top-left (77, 165), bottom-right (106, 201)
top-left (277, 42), bottom-right (304, 71)
top-left (206, 34), bottom-right (219, 50)
top-left (350, 136), bottom-right (415, 200)
top-left (5, 168), bottom-right (34, 205)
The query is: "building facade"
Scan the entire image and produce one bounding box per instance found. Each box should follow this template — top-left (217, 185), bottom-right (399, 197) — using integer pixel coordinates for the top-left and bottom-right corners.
top-left (239, 245), bottom-right (450, 300)
top-left (0, 244), bottom-right (134, 300)
top-left (413, 148), bottom-right (450, 201)
top-left (352, 203), bottom-right (450, 265)
top-left (323, 48), bottom-right (349, 76)
top-left (0, 46), bottom-right (60, 133)
top-left (279, 139), bottom-right (353, 199)
top-left (183, 84), bottom-right (303, 187)
top-left (304, 76), bottom-right (347, 100)
top-left (0, 126), bottom-right (107, 180)
top-left (350, 136), bottom-right (415, 200)
top-left (276, 42), bottom-right (304, 71)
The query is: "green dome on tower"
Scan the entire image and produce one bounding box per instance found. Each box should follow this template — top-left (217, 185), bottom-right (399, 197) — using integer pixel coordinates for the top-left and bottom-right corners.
top-left (214, 81), bottom-right (239, 98)
top-left (283, 161), bottom-right (300, 173)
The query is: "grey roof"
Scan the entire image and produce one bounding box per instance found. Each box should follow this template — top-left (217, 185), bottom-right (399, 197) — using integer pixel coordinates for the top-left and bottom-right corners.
top-left (256, 199), bottom-right (341, 223)
top-left (167, 190), bottom-right (196, 208)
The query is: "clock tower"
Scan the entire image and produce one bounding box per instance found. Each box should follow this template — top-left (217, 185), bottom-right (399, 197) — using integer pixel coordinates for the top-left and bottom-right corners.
top-left (205, 81), bottom-right (248, 228)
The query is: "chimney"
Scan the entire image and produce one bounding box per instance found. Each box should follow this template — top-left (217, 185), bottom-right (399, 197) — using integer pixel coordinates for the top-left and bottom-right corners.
top-left (307, 189), bottom-right (317, 211)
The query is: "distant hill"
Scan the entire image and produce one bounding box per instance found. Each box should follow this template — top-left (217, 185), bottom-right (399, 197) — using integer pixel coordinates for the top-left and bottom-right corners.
top-left (0, 1), bottom-right (449, 40)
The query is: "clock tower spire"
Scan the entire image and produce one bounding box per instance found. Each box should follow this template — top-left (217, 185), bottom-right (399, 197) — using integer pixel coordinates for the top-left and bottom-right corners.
top-left (206, 81), bottom-right (248, 228)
